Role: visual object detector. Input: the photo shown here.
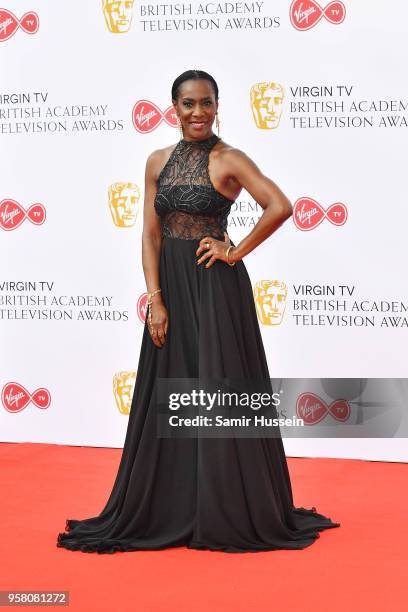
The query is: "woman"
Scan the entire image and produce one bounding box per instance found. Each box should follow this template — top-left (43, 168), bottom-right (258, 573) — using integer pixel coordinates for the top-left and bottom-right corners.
top-left (57, 69), bottom-right (340, 553)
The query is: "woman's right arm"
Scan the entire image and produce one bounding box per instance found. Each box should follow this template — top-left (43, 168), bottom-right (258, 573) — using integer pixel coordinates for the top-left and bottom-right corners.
top-left (141, 151), bottom-right (168, 348)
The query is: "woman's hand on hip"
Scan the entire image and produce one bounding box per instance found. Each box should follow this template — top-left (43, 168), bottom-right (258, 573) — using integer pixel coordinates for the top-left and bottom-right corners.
top-left (196, 232), bottom-right (236, 268)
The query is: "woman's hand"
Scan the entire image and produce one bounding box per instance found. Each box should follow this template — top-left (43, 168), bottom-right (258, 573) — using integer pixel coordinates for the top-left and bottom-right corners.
top-left (147, 297), bottom-right (168, 348)
top-left (195, 232), bottom-right (237, 268)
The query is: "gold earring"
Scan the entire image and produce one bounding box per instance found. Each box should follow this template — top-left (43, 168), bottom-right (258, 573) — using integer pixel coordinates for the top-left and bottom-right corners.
top-left (215, 112), bottom-right (220, 137)
top-left (176, 115), bottom-right (184, 140)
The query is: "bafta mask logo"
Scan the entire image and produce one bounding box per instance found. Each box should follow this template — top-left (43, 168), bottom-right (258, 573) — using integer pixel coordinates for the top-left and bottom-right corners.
top-left (250, 82), bottom-right (284, 130)
top-left (108, 182), bottom-right (140, 227)
top-left (113, 371), bottom-right (136, 415)
top-left (253, 280), bottom-right (288, 326)
top-left (293, 197), bottom-right (348, 231)
top-left (102, 0), bottom-right (134, 34)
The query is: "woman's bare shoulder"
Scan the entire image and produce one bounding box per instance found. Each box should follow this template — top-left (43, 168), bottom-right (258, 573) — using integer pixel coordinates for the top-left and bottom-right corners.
top-left (146, 142), bottom-right (179, 180)
top-left (215, 139), bottom-right (253, 169)
top-left (216, 139), bottom-right (250, 158)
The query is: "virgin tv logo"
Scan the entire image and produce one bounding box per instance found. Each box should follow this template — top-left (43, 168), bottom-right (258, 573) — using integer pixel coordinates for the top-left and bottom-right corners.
top-left (293, 197), bottom-right (348, 231)
top-left (0, 198), bottom-right (46, 231)
top-left (137, 293), bottom-right (148, 322)
top-left (296, 392), bottom-right (350, 424)
top-left (132, 100), bottom-right (177, 134)
top-left (0, 9), bottom-right (39, 42)
top-left (2, 382), bottom-right (51, 413)
top-left (289, 0), bottom-right (346, 31)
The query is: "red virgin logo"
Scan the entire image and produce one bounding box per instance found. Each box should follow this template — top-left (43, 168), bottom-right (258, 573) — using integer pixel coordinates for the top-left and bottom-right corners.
top-left (0, 9), bottom-right (39, 42)
top-left (296, 393), bottom-right (350, 424)
top-left (0, 198), bottom-right (46, 231)
top-left (289, 0), bottom-right (346, 31)
top-left (2, 382), bottom-right (51, 413)
top-left (293, 197), bottom-right (348, 231)
top-left (137, 293), bottom-right (148, 322)
top-left (132, 100), bottom-right (177, 133)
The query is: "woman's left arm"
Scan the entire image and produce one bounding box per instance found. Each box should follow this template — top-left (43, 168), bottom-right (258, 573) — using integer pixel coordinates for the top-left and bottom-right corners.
top-left (224, 148), bottom-right (293, 263)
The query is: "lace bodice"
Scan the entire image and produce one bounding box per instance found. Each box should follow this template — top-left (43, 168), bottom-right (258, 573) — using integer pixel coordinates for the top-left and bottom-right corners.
top-left (154, 133), bottom-right (234, 240)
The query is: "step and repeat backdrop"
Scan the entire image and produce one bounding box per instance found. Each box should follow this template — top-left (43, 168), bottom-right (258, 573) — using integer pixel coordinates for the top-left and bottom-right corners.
top-left (1, 1), bottom-right (407, 461)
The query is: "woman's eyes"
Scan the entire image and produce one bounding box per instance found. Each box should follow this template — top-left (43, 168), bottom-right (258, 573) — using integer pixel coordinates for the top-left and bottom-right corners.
top-left (183, 101), bottom-right (212, 107)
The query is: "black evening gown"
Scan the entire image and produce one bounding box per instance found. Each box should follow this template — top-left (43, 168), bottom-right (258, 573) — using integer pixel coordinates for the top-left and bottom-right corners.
top-left (57, 134), bottom-right (340, 553)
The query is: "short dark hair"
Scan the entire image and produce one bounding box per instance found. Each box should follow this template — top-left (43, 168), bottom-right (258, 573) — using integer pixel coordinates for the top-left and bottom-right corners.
top-left (171, 70), bottom-right (219, 102)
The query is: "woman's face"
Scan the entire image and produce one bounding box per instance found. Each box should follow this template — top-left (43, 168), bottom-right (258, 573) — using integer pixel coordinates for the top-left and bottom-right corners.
top-left (173, 79), bottom-right (218, 140)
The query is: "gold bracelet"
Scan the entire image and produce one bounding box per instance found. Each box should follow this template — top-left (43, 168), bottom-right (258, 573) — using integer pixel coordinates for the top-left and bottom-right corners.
top-left (147, 288), bottom-right (161, 301)
top-left (146, 288), bottom-right (161, 329)
top-left (225, 245), bottom-right (236, 267)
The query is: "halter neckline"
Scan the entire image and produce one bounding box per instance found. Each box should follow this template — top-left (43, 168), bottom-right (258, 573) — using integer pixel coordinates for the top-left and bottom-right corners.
top-left (180, 133), bottom-right (219, 146)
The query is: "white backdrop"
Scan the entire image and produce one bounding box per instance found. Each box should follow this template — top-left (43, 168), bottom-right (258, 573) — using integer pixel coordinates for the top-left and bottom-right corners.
top-left (1, 1), bottom-right (407, 461)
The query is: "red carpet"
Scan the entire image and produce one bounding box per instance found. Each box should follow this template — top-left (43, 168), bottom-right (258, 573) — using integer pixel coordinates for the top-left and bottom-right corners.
top-left (0, 442), bottom-right (406, 611)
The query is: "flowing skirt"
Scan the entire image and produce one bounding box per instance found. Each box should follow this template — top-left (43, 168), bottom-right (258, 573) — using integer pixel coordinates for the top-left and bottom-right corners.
top-left (57, 236), bottom-right (340, 553)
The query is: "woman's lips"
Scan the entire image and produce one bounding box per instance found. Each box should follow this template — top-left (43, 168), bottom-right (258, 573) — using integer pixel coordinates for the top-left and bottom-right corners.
top-left (190, 122), bottom-right (206, 129)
